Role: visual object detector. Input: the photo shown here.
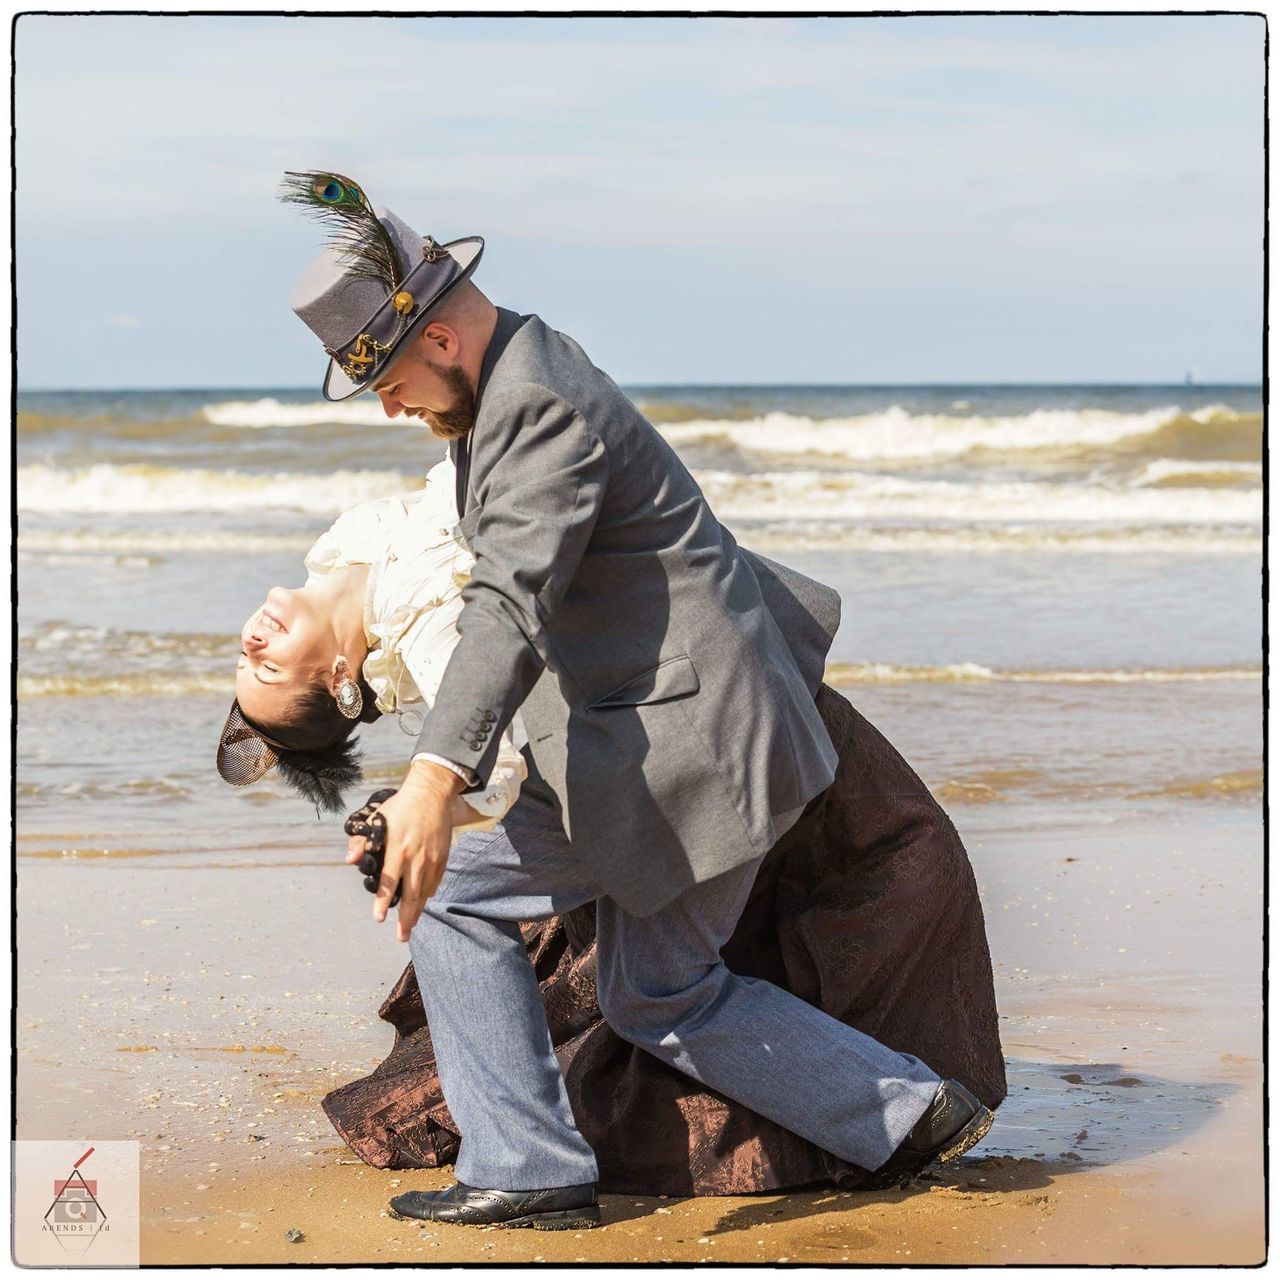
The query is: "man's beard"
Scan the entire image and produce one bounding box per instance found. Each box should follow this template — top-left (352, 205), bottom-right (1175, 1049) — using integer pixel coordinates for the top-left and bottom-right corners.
top-left (419, 361), bottom-right (476, 441)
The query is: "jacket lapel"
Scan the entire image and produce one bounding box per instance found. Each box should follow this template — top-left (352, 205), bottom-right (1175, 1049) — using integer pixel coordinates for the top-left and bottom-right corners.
top-left (454, 307), bottom-right (526, 519)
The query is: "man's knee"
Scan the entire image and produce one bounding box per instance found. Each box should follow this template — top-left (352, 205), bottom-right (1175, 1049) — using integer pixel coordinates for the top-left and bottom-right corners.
top-left (596, 963), bottom-right (729, 1049)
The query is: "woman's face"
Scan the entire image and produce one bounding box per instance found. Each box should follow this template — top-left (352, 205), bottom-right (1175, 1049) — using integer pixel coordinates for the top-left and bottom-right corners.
top-left (235, 584), bottom-right (338, 729)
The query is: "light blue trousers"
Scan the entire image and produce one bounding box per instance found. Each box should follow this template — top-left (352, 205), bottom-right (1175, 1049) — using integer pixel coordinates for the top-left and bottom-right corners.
top-left (407, 785), bottom-right (942, 1191)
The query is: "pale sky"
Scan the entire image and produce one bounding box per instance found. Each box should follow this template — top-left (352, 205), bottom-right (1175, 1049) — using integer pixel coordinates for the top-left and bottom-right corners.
top-left (15, 13), bottom-right (1264, 388)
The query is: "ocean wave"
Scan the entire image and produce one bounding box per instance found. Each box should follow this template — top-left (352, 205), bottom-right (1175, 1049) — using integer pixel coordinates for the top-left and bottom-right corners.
top-left (22, 552), bottom-right (163, 569)
top-left (16, 778), bottom-right (192, 803)
top-left (19, 624), bottom-right (240, 690)
top-left (16, 464), bottom-right (414, 514)
top-left (1130, 769), bottom-right (1263, 800)
top-left (199, 399), bottom-right (1263, 468)
top-left (699, 469), bottom-right (1261, 526)
top-left (740, 523), bottom-right (1257, 555)
top-left (1121, 405), bottom-right (1263, 463)
top-left (16, 410), bottom-right (95, 434)
top-left (18, 519), bottom-right (1258, 559)
top-left (19, 530), bottom-right (315, 555)
top-left (934, 766), bottom-right (1261, 805)
top-left (24, 397), bottom-right (1262, 472)
top-left (21, 623), bottom-right (233, 662)
top-left (823, 661), bottom-right (1261, 685)
top-left (201, 398), bottom-right (406, 429)
top-left (659, 404), bottom-right (1260, 464)
top-left (18, 673), bottom-right (230, 698)
top-left (935, 768), bottom-right (1047, 804)
top-left (17, 461), bottom-right (1260, 526)
top-left (17, 656), bottom-right (1261, 696)
top-left (1128, 459), bottom-right (1262, 489)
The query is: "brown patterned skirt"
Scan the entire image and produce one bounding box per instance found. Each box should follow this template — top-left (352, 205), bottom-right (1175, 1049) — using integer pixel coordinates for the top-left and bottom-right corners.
top-left (321, 684), bottom-right (1007, 1195)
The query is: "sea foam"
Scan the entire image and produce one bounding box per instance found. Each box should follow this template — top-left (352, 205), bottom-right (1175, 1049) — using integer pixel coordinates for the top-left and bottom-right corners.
top-left (659, 403), bottom-right (1258, 464)
top-left (697, 468), bottom-right (1262, 526)
top-left (17, 463), bottom-right (415, 515)
top-left (18, 461), bottom-right (1260, 525)
top-left (194, 399), bottom-right (1262, 471)
top-left (201, 398), bottom-right (403, 428)
top-left (1128, 459), bottom-right (1262, 489)
top-left (824, 661), bottom-right (1261, 685)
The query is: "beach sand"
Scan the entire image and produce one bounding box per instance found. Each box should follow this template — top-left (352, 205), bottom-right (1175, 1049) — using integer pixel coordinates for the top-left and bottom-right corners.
top-left (15, 799), bottom-right (1263, 1266)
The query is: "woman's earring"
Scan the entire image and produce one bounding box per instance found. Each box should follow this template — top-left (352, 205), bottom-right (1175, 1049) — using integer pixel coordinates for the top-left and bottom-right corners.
top-left (334, 658), bottom-right (363, 720)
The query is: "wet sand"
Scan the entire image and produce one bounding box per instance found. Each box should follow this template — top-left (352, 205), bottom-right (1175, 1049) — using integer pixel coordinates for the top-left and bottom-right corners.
top-left (15, 802), bottom-right (1264, 1266)
top-left (138, 1147), bottom-right (1259, 1266)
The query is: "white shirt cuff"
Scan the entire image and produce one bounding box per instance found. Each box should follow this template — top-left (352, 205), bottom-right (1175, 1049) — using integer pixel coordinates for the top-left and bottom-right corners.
top-left (411, 752), bottom-right (479, 786)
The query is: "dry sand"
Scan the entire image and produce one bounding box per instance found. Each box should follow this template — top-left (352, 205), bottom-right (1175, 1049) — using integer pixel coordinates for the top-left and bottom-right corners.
top-left (16, 803), bottom-right (1264, 1266)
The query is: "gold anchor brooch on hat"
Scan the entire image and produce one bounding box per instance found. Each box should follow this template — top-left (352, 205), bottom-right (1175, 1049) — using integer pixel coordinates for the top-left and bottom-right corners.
top-left (335, 332), bottom-right (392, 379)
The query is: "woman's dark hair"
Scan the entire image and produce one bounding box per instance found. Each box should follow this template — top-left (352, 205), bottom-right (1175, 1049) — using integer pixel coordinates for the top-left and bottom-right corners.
top-left (269, 673), bottom-right (381, 815)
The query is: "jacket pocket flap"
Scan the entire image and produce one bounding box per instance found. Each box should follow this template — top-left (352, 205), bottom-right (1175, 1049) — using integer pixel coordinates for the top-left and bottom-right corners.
top-left (590, 655), bottom-right (700, 708)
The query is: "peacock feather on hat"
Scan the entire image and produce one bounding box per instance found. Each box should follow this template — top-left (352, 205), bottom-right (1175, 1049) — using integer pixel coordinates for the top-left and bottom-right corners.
top-left (278, 170), bottom-right (405, 293)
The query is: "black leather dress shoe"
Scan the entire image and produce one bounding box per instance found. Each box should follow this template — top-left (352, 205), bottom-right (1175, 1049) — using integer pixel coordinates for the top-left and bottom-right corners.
top-left (388, 1180), bottom-right (601, 1230)
top-left (862, 1078), bottom-right (994, 1191)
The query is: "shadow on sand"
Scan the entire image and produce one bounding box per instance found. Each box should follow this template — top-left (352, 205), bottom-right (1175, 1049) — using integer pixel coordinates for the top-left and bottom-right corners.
top-left (598, 1056), bottom-right (1240, 1236)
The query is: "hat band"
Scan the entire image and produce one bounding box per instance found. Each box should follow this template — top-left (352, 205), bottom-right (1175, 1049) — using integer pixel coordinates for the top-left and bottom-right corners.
top-left (324, 240), bottom-right (464, 385)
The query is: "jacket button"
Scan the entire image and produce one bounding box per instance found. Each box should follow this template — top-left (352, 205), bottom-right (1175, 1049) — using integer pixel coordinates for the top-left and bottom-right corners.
top-left (470, 739), bottom-right (482, 750)
top-left (484, 711), bottom-right (496, 723)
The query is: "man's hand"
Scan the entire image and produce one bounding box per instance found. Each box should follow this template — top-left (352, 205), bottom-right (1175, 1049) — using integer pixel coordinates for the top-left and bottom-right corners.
top-left (345, 761), bottom-right (465, 942)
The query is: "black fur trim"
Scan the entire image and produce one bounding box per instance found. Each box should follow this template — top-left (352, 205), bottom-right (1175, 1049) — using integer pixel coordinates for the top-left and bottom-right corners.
top-left (274, 738), bottom-right (363, 816)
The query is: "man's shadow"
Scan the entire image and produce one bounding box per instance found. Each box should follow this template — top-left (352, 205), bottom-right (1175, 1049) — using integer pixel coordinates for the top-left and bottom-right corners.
top-left (598, 1057), bottom-right (1241, 1234)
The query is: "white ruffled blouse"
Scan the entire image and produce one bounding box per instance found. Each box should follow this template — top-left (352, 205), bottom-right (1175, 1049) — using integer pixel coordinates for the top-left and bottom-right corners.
top-left (303, 456), bottom-right (526, 828)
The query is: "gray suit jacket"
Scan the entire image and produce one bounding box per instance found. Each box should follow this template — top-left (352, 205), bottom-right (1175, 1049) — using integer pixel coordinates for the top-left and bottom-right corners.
top-left (416, 309), bottom-right (840, 915)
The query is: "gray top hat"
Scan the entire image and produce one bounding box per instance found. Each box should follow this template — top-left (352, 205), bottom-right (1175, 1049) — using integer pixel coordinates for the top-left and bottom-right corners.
top-left (281, 171), bottom-right (484, 401)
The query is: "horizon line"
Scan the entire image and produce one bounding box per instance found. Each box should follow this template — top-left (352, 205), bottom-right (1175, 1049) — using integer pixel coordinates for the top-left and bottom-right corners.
top-left (16, 379), bottom-right (1265, 395)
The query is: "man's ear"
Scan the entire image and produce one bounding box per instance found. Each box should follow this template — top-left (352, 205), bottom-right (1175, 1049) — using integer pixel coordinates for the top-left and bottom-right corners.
top-left (421, 320), bottom-right (461, 360)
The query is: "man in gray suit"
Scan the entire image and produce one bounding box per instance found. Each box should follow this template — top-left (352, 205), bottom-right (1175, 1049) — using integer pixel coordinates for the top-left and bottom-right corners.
top-left (280, 179), bottom-right (992, 1229)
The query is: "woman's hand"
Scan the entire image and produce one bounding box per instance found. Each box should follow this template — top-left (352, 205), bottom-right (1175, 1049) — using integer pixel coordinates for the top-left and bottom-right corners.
top-left (344, 788), bottom-right (398, 901)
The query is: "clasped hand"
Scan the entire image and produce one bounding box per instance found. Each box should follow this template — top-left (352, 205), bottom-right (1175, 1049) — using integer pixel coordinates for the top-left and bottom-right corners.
top-left (343, 760), bottom-right (467, 943)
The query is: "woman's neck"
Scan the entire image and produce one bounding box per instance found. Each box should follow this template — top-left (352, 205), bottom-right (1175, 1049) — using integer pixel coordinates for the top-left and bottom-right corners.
top-left (313, 564), bottom-right (372, 667)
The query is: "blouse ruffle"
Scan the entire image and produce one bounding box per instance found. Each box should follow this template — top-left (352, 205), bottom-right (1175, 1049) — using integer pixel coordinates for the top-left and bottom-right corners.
top-left (303, 459), bottom-right (525, 827)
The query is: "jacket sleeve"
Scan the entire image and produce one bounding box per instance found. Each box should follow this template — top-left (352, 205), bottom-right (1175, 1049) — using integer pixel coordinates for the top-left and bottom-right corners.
top-left (413, 381), bottom-right (609, 786)
top-left (449, 730), bottom-right (528, 832)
